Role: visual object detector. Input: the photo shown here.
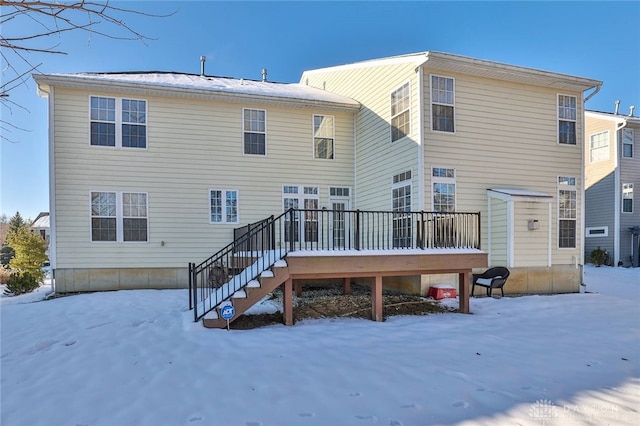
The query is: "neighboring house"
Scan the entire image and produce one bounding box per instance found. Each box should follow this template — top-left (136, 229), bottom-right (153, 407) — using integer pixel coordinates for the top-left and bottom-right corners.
top-left (584, 107), bottom-right (640, 267)
top-left (31, 212), bottom-right (51, 262)
top-left (33, 51), bottom-right (601, 298)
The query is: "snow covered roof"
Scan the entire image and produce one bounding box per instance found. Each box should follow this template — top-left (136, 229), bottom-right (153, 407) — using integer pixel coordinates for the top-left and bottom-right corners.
top-left (586, 110), bottom-right (640, 124)
top-left (33, 72), bottom-right (360, 111)
top-left (31, 214), bottom-right (50, 229)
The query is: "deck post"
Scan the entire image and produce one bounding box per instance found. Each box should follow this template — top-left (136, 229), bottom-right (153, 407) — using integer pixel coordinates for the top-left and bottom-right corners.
top-left (458, 272), bottom-right (470, 313)
top-left (343, 277), bottom-right (351, 295)
top-left (372, 275), bottom-right (383, 321)
top-left (283, 278), bottom-right (294, 326)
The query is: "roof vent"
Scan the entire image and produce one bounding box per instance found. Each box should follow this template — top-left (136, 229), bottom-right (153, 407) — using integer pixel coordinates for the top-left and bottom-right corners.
top-left (630, 106), bottom-right (635, 117)
top-left (261, 68), bottom-right (267, 82)
top-left (200, 56), bottom-right (206, 77)
top-left (614, 100), bottom-right (620, 115)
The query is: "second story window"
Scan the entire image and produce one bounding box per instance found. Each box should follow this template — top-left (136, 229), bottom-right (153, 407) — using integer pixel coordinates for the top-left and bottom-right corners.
top-left (431, 75), bottom-right (455, 133)
top-left (622, 128), bottom-right (634, 158)
top-left (589, 131), bottom-right (609, 163)
top-left (243, 108), bottom-right (266, 155)
top-left (313, 115), bottom-right (334, 159)
top-left (90, 96), bottom-right (146, 148)
top-left (391, 83), bottom-right (410, 142)
top-left (622, 183), bottom-right (634, 213)
top-left (558, 95), bottom-right (577, 145)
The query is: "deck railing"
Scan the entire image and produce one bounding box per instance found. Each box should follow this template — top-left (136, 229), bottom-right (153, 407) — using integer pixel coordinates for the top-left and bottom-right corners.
top-left (189, 209), bottom-right (480, 321)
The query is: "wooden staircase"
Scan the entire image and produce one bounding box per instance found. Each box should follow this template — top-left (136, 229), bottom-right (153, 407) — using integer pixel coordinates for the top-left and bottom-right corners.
top-left (202, 260), bottom-right (290, 328)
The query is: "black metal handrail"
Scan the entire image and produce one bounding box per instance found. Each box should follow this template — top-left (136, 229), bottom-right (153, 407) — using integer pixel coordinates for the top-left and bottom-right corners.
top-left (189, 209), bottom-right (480, 322)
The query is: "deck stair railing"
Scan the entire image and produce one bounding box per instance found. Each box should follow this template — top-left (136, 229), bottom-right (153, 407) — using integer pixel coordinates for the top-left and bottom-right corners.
top-left (189, 209), bottom-right (480, 322)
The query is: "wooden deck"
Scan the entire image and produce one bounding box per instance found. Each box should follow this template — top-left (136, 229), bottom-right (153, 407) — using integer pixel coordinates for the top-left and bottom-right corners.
top-left (281, 250), bottom-right (488, 324)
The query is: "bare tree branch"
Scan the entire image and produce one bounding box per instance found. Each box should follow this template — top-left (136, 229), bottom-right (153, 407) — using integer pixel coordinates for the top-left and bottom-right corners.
top-left (0, 0), bottom-right (176, 142)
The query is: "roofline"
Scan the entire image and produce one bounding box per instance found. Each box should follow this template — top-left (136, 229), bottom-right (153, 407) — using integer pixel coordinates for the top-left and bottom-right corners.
top-left (302, 50), bottom-right (602, 92)
top-left (32, 73), bottom-right (361, 112)
top-left (586, 110), bottom-right (640, 123)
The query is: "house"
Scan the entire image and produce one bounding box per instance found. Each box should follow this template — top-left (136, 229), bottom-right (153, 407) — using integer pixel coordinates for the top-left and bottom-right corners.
top-left (30, 212), bottom-right (51, 260)
top-left (584, 106), bottom-right (640, 267)
top-left (33, 52), bottom-right (601, 325)
top-left (300, 52), bottom-right (601, 294)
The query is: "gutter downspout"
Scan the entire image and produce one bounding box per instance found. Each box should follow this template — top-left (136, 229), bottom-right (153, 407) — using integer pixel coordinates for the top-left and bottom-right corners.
top-left (36, 82), bottom-right (56, 297)
top-left (417, 63), bottom-right (425, 211)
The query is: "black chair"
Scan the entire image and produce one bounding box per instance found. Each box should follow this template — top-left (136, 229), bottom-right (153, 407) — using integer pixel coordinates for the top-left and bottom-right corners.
top-left (472, 267), bottom-right (510, 297)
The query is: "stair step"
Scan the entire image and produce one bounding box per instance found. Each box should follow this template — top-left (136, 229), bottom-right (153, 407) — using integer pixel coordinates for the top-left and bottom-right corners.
top-left (260, 270), bottom-right (274, 278)
top-left (247, 280), bottom-right (261, 288)
top-left (274, 259), bottom-right (287, 268)
top-left (204, 310), bottom-right (219, 320)
top-left (232, 290), bottom-right (247, 298)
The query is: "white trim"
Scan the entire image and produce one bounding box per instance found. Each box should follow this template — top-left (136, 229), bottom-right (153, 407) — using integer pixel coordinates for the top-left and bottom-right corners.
top-left (89, 191), bottom-right (149, 243)
top-left (548, 202), bottom-right (553, 267)
top-left (88, 95), bottom-right (148, 150)
top-left (557, 175), bottom-right (577, 249)
top-left (487, 196), bottom-right (492, 265)
top-left (429, 74), bottom-right (456, 134)
top-left (507, 200), bottom-right (514, 267)
top-left (589, 130), bottom-right (610, 163)
top-left (209, 189), bottom-right (240, 224)
top-left (47, 86), bottom-right (57, 273)
top-left (586, 226), bottom-right (609, 237)
top-left (417, 66), bottom-right (425, 211)
top-left (557, 93), bottom-right (577, 145)
top-left (390, 81), bottom-right (411, 143)
top-left (430, 166), bottom-right (456, 212)
top-left (312, 113), bottom-right (335, 160)
top-left (242, 107), bottom-right (267, 156)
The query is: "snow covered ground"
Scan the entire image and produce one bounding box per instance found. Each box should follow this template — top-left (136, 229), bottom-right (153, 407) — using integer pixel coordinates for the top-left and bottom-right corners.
top-left (1, 265), bottom-right (638, 426)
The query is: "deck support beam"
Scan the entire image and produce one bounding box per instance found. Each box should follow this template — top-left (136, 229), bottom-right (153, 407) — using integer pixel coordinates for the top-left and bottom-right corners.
top-left (458, 272), bottom-right (470, 313)
top-left (283, 278), bottom-right (293, 326)
top-left (343, 277), bottom-right (351, 295)
top-left (372, 275), bottom-right (383, 321)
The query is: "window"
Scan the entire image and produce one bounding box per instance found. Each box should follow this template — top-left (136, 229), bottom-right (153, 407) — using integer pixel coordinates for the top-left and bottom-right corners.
top-left (313, 115), bottom-right (334, 159)
top-left (432, 167), bottom-right (456, 212)
top-left (622, 183), bottom-right (633, 213)
top-left (243, 108), bottom-right (266, 155)
top-left (392, 171), bottom-right (412, 247)
top-left (431, 75), bottom-right (454, 132)
top-left (589, 131), bottom-right (609, 163)
top-left (586, 227), bottom-right (608, 237)
top-left (210, 189), bottom-right (238, 223)
top-left (90, 96), bottom-right (146, 148)
top-left (622, 128), bottom-right (634, 158)
top-left (282, 185), bottom-right (319, 244)
top-left (91, 191), bottom-right (147, 242)
top-left (391, 83), bottom-right (410, 141)
top-left (558, 95), bottom-right (577, 145)
top-left (558, 176), bottom-right (577, 248)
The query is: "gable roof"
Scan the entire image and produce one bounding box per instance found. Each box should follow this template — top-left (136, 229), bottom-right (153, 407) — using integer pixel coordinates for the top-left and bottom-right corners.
top-left (302, 51), bottom-right (602, 92)
top-left (33, 72), bottom-right (360, 111)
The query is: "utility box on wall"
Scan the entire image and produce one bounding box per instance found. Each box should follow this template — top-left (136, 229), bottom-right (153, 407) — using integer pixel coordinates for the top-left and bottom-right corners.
top-left (528, 219), bottom-right (540, 230)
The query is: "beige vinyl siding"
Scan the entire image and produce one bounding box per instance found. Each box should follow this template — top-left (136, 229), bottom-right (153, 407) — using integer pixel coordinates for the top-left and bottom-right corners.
top-left (489, 197), bottom-right (507, 266)
top-left (421, 69), bottom-right (584, 265)
top-left (302, 63), bottom-right (420, 211)
top-left (513, 202), bottom-right (549, 267)
top-left (53, 88), bottom-right (354, 269)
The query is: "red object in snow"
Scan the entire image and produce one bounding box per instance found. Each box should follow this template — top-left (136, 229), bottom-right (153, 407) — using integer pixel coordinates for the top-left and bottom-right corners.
top-left (428, 285), bottom-right (457, 300)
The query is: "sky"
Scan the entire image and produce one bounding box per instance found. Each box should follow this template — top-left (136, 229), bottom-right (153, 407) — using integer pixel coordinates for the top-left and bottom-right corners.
top-left (1, 264), bottom-right (639, 425)
top-left (1, 1), bottom-right (639, 221)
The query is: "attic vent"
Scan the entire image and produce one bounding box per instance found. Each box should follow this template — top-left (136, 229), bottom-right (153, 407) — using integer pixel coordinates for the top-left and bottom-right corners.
top-left (261, 68), bottom-right (267, 82)
top-left (200, 56), bottom-right (206, 76)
